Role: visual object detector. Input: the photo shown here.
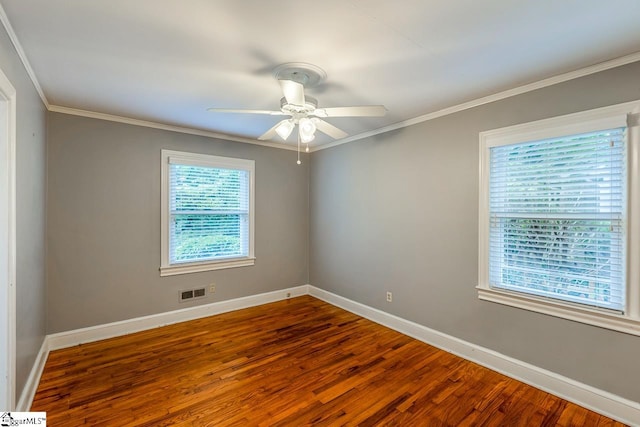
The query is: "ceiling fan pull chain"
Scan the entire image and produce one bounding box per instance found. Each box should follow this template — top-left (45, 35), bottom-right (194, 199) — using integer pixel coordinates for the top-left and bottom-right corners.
top-left (297, 132), bottom-right (302, 165)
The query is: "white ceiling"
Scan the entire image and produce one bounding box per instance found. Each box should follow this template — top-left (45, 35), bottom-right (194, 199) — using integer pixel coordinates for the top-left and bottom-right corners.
top-left (2, 0), bottom-right (640, 148)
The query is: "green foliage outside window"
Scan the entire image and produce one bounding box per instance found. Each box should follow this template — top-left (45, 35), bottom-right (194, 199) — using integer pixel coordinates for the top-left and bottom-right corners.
top-left (170, 165), bottom-right (247, 263)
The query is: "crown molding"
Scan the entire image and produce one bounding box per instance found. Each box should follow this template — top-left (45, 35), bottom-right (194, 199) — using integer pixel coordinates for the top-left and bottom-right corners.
top-left (2, 2), bottom-right (639, 152)
top-left (0, 3), bottom-right (49, 108)
top-left (48, 105), bottom-right (298, 151)
top-left (311, 51), bottom-right (640, 152)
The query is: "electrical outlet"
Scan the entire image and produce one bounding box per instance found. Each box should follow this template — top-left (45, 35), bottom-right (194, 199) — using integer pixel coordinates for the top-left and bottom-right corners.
top-left (386, 291), bottom-right (393, 302)
top-left (209, 283), bottom-right (216, 294)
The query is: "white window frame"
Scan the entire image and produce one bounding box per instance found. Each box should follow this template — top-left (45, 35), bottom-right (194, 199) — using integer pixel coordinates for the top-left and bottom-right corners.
top-left (478, 100), bottom-right (640, 335)
top-left (160, 150), bottom-right (255, 276)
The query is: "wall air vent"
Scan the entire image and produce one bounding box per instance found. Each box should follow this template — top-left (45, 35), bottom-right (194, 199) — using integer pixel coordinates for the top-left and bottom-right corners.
top-left (179, 287), bottom-right (206, 302)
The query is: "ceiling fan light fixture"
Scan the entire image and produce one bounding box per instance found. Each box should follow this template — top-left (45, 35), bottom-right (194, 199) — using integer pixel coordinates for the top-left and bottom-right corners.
top-left (275, 119), bottom-right (295, 140)
top-left (208, 63), bottom-right (387, 161)
top-left (300, 131), bottom-right (315, 143)
top-left (299, 117), bottom-right (316, 143)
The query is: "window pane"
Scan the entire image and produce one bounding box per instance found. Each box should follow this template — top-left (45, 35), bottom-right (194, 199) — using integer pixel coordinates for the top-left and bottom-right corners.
top-left (490, 130), bottom-right (624, 216)
top-left (170, 165), bottom-right (248, 212)
top-left (170, 214), bottom-right (246, 262)
top-left (489, 218), bottom-right (624, 310)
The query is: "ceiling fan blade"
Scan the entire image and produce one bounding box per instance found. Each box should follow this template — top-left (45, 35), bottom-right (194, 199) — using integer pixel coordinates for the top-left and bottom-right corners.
top-left (207, 108), bottom-right (286, 116)
top-left (279, 80), bottom-right (305, 106)
top-left (314, 119), bottom-right (348, 139)
top-left (258, 119), bottom-right (289, 140)
top-left (313, 105), bottom-right (387, 118)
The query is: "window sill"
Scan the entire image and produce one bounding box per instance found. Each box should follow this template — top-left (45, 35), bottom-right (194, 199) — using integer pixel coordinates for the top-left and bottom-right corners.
top-left (476, 286), bottom-right (640, 337)
top-left (160, 257), bottom-right (255, 276)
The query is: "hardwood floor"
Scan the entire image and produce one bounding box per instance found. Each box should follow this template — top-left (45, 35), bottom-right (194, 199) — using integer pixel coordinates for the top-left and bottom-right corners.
top-left (32, 296), bottom-right (625, 426)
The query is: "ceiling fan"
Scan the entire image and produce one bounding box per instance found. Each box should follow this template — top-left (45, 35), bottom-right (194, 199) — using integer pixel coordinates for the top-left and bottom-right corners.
top-left (207, 63), bottom-right (387, 146)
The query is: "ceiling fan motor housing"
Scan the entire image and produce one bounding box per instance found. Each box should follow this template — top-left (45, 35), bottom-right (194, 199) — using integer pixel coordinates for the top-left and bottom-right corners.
top-left (273, 62), bottom-right (326, 88)
top-left (280, 96), bottom-right (318, 116)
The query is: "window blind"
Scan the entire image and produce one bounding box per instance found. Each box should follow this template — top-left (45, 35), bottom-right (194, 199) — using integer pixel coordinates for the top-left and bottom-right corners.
top-left (168, 163), bottom-right (249, 264)
top-left (489, 128), bottom-right (626, 312)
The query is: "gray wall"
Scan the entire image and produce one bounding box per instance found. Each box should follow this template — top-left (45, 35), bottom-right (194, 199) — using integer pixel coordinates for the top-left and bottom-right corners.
top-left (46, 113), bottom-right (308, 333)
top-left (310, 60), bottom-right (640, 402)
top-left (0, 26), bottom-right (47, 399)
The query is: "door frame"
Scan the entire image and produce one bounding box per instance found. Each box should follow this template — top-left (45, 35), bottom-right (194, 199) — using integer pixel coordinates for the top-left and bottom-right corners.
top-left (0, 66), bottom-right (17, 410)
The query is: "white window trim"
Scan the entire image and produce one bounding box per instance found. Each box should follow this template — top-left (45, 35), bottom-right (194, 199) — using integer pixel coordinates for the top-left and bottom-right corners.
top-left (478, 100), bottom-right (640, 335)
top-left (160, 150), bottom-right (255, 276)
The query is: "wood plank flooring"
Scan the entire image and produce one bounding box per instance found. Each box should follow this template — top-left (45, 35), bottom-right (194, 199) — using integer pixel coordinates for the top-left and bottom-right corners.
top-left (32, 296), bottom-right (625, 426)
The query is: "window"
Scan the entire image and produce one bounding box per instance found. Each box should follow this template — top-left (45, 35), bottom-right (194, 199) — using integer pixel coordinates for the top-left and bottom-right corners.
top-left (478, 101), bottom-right (640, 335)
top-left (161, 150), bottom-right (255, 276)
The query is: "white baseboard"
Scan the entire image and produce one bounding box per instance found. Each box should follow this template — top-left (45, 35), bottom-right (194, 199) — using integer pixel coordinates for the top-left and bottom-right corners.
top-left (18, 284), bottom-right (309, 410)
top-left (307, 285), bottom-right (640, 426)
top-left (17, 283), bottom-right (640, 425)
top-left (16, 338), bottom-right (48, 411)
top-left (47, 285), bottom-right (309, 350)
